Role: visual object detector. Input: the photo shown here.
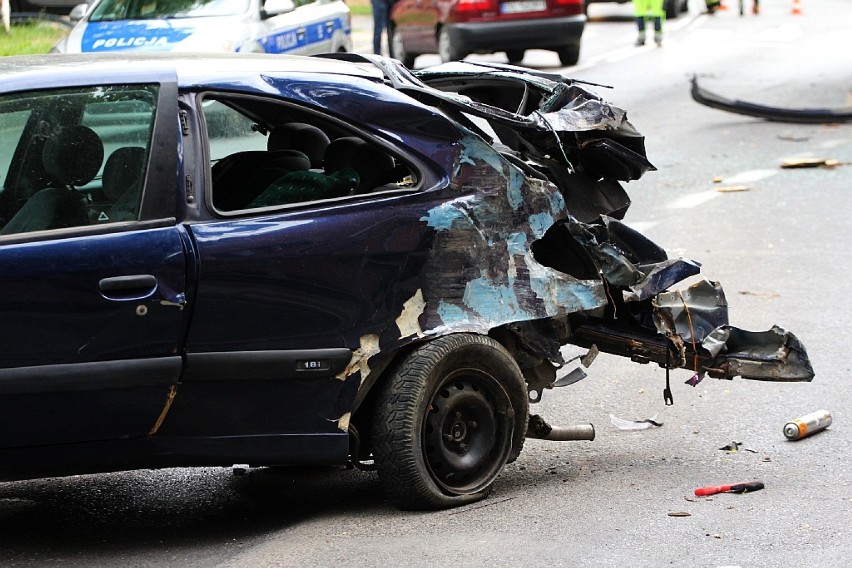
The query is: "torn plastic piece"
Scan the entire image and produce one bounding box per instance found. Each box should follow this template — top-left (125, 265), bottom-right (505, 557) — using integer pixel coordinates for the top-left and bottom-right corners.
top-left (690, 75), bottom-right (852, 124)
top-left (694, 481), bottom-right (764, 496)
top-left (719, 441), bottom-right (742, 452)
top-left (609, 414), bottom-right (663, 430)
top-left (553, 367), bottom-right (587, 387)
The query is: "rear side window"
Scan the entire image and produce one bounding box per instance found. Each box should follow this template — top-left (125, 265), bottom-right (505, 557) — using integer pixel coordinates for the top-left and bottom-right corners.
top-left (0, 110), bottom-right (29, 190)
top-left (203, 95), bottom-right (418, 213)
top-left (0, 84), bottom-right (158, 237)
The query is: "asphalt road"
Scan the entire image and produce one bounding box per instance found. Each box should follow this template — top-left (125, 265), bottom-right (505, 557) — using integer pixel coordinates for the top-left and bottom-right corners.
top-left (1, 2), bottom-right (850, 566)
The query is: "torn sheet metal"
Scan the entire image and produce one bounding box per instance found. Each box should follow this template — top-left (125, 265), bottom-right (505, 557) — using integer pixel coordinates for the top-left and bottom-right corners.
top-left (419, 134), bottom-right (609, 337)
top-left (701, 325), bottom-right (814, 381)
top-left (319, 55), bottom-right (815, 393)
top-left (691, 75), bottom-right (852, 124)
top-left (652, 280), bottom-right (814, 381)
top-left (653, 279), bottom-right (729, 347)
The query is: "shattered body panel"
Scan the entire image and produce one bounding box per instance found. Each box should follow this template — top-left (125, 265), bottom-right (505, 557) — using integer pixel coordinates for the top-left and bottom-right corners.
top-left (354, 57), bottom-right (814, 400)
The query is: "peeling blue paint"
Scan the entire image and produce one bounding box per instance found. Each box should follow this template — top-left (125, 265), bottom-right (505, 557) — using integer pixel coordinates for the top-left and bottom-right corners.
top-left (527, 212), bottom-right (554, 240)
top-left (463, 270), bottom-right (523, 323)
top-left (506, 165), bottom-right (525, 210)
top-left (459, 135), bottom-right (505, 173)
top-left (421, 201), bottom-right (469, 231)
top-left (436, 300), bottom-right (471, 326)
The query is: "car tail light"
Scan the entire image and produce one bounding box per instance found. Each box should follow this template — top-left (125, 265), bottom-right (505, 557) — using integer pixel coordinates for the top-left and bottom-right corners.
top-left (554, 0), bottom-right (583, 5)
top-left (455, 0), bottom-right (497, 12)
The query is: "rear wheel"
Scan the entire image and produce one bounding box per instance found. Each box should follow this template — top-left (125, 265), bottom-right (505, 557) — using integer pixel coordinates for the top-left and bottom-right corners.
top-left (372, 334), bottom-right (528, 510)
top-left (505, 49), bottom-right (525, 65)
top-left (390, 25), bottom-right (417, 68)
top-left (438, 27), bottom-right (464, 63)
top-left (556, 44), bottom-right (580, 66)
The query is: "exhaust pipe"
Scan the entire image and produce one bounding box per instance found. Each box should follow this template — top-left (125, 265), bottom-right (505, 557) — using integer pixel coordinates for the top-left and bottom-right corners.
top-left (526, 414), bottom-right (595, 441)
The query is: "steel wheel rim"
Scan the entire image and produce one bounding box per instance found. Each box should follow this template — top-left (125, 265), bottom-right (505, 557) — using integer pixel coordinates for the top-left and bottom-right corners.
top-left (422, 368), bottom-right (512, 495)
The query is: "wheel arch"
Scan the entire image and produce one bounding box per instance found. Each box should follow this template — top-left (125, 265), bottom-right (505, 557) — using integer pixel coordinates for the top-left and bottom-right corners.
top-left (348, 331), bottom-right (530, 466)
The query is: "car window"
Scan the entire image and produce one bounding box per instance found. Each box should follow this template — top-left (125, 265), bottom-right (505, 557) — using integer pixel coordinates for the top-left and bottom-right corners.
top-left (0, 84), bottom-right (158, 237)
top-left (0, 109), bottom-right (29, 190)
top-left (204, 95), bottom-right (417, 212)
top-left (89, 0), bottom-right (252, 22)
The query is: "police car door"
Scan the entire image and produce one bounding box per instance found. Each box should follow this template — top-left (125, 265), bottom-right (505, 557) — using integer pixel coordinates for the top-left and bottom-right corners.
top-left (260, 0), bottom-right (347, 56)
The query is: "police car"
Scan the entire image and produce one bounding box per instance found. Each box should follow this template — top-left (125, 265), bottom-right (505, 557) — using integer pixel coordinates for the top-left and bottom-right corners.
top-left (52, 0), bottom-right (351, 55)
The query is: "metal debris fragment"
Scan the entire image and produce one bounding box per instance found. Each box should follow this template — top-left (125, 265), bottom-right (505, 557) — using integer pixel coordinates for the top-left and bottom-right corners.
top-left (690, 75), bottom-right (852, 124)
top-left (780, 158), bottom-right (844, 169)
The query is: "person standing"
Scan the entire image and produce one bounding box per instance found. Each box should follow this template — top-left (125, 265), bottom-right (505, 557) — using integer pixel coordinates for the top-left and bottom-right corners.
top-left (371, 0), bottom-right (390, 55)
top-left (632, 0), bottom-right (665, 47)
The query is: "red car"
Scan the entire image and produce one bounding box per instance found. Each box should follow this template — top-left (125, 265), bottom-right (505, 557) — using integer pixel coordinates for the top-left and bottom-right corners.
top-left (389, 0), bottom-right (586, 67)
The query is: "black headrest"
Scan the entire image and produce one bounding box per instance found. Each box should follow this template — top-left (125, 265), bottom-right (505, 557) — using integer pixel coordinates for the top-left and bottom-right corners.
top-left (42, 125), bottom-right (104, 187)
top-left (324, 137), bottom-right (395, 192)
top-left (103, 147), bottom-right (147, 201)
top-left (268, 123), bottom-right (330, 168)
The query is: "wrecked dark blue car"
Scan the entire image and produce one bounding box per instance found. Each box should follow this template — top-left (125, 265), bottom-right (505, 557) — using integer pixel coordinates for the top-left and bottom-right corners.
top-left (0, 53), bottom-right (813, 510)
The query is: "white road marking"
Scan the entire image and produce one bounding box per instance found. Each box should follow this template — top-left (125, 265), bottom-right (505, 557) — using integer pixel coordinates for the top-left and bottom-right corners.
top-left (666, 190), bottom-right (720, 209)
top-left (721, 169), bottom-right (777, 184)
top-left (625, 221), bottom-right (659, 233)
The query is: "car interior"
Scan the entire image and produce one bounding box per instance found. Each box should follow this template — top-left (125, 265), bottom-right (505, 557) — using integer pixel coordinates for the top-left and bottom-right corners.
top-left (204, 95), bottom-right (417, 212)
top-left (0, 86), bottom-right (155, 237)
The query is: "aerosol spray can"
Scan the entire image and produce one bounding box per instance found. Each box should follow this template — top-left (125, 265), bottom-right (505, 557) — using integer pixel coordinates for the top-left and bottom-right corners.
top-left (783, 409), bottom-right (832, 440)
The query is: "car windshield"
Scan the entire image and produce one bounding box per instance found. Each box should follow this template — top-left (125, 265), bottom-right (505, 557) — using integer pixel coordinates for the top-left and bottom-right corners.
top-left (88, 0), bottom-right (252, 22)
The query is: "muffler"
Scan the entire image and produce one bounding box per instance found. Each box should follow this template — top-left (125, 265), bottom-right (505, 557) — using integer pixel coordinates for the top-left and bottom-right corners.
top-left (525, 414), bottom-right (595, 441)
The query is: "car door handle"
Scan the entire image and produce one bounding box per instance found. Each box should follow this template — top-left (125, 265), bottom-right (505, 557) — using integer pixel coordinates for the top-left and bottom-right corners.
top-left (98, 275), bottom-right (158, 299)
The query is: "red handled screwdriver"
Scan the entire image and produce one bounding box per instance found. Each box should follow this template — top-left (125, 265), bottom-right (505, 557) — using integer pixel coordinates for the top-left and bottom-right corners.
top-left (694, 481), bottom-right (765, 496)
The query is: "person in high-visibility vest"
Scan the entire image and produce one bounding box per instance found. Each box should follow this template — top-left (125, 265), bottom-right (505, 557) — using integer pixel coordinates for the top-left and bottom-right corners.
top-left (632, 0), bottom-right (665, 47)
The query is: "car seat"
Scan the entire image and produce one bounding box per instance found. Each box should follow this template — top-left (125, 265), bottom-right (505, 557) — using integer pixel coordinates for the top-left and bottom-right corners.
top-left (323, 137), bottom-right (396, 194)
top-left (0, 125), bottom-right (103, 235)
top-left (100, 146), bottom-right (147, 222)
top-left (267, 122), bottom-right (331, 170)
top-left (248, 137), bottom-right (396, 207)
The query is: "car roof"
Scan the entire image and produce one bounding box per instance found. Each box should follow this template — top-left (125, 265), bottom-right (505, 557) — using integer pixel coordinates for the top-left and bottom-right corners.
top-left (0, 53), bottom-right (386, 94)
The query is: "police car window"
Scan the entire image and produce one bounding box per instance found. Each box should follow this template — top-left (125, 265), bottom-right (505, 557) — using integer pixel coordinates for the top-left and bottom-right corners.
top-left (0, 84), bottom-right (157, 237)
top-left (204, 96), bottom-right (418, 212)
top-left (89, 0), bottom-right (252, 21)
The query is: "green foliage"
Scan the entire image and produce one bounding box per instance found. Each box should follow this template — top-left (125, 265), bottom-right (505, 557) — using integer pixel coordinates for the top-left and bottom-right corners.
top-left (0, 22), bottom-right (69, 56)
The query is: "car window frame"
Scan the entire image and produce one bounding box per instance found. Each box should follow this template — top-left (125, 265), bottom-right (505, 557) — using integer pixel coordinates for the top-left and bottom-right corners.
top-left (0, 76), bottom-right (180, 244)
top-left (195, 91), bottom-right (423, 218)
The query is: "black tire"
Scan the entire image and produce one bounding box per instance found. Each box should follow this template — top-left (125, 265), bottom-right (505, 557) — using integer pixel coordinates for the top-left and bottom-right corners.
top-left (438, 27), bottom-right (464, 63)
top-left (556, 44), bottom-right (580, 67)
top-left (390, 25), bottom-right (416, 68)
top-left (372, 334), bottom-right (528, 510)
top-left (505, 49), bottom-right (525, 65)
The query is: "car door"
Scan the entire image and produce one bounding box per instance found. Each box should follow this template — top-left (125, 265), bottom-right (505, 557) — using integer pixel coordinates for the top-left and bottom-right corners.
top-left (259, 0), bottom-right (349, 55)
top-left (156, 93), bottom-right (430, 463)
top-left (0, 79), bottom-right (188, 449)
